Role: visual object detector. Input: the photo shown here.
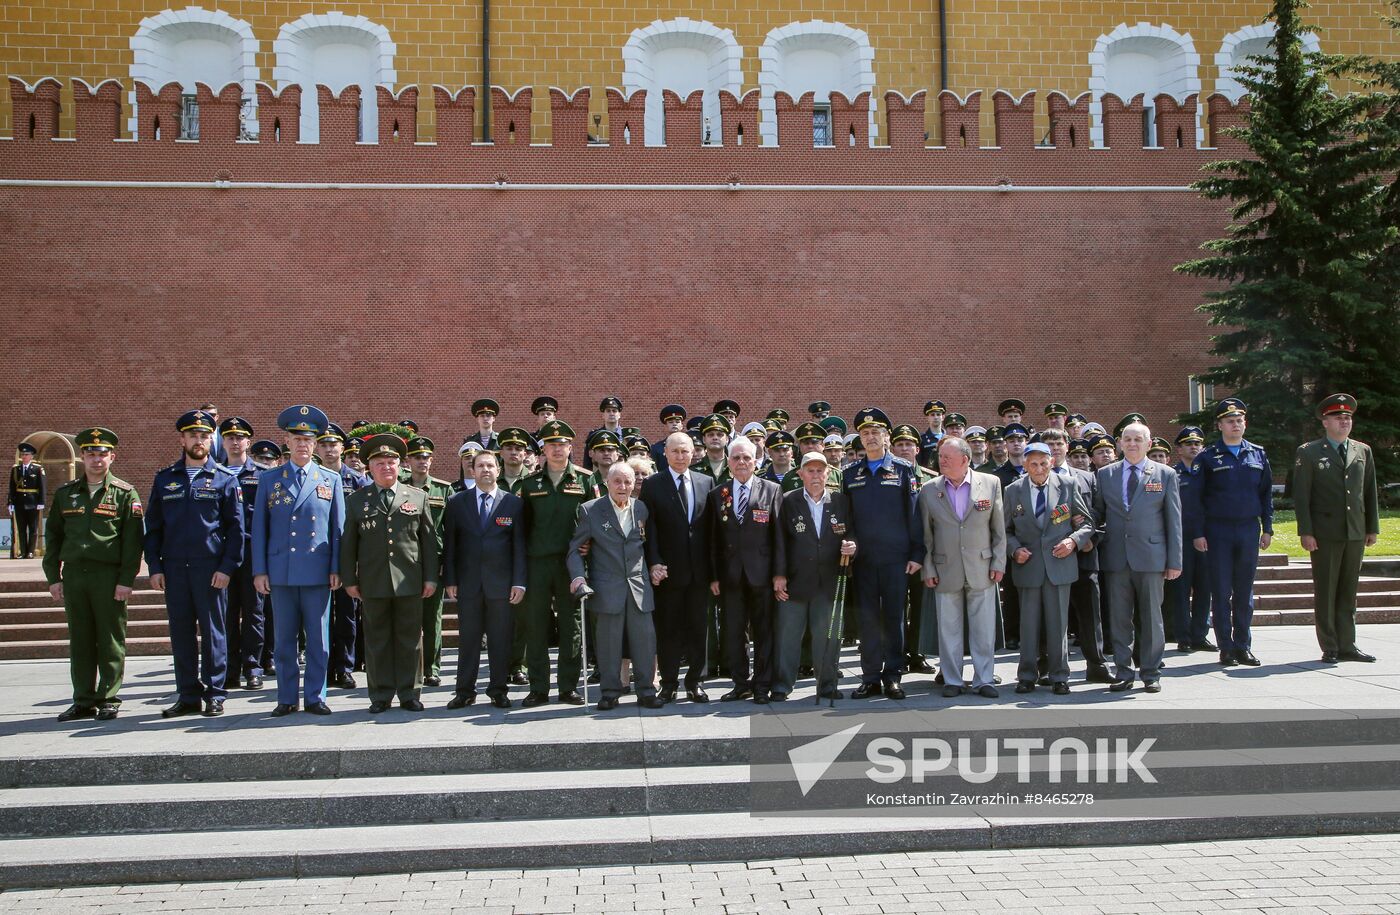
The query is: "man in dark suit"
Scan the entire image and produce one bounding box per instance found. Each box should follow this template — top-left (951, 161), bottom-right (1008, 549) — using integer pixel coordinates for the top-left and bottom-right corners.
top-left (443, 450), bottom-right (526, 709)
top-left (9, 442), bottom-right (45, 558)
top-left (639, 431), bottom-right (714, 703)
top-left (707, 437), bottom-right (784, 703)
top-left (567, 462), bottom-right (664, 711)
top-left (773, 452), bottom-right (857, 700)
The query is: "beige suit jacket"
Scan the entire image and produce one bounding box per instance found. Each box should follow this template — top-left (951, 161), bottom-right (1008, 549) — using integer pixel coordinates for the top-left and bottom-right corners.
top-left (919, 470), bottom-right (1006, 593)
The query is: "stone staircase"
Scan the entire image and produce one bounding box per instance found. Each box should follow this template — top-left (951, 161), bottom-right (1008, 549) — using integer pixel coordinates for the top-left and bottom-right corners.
top-left (2, 554), bottom-right (1398, 660)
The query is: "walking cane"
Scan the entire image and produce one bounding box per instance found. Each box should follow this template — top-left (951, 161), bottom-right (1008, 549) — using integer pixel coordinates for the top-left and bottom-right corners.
top-left (577, 583), bottom-right (593, 709)
top-left (816, 554), bottom-right (851, 708)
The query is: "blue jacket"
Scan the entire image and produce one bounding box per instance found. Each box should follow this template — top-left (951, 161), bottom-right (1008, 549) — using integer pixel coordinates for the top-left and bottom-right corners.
top-left (250, 461), bottom-right (345, 586)
top-left (841, 453), bottom-right (923, 565)
top-left (334, 463), bottom-right (370, 496)
top-left (1186, 439), bottom-right (1274, 539)
top-left (227, 461), bottom-right (264, 541)
top-left (142, 457), bottom-right (244, 576)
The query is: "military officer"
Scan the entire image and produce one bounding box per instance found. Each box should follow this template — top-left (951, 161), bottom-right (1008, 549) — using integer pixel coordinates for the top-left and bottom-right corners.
top-left (463, 399), bottom-right (501, 452)
top-left (399, 419), bottom-right (420, 435)
top-left (1089, 432), bottom-right (1118, 470)
top-left (919, 400), bottom-right (947, 464)
top-left (143, 410), bottom-right (243, 717)
top-left (588, 429), bottom-right (623, 493)
top-left (497, 427), bottom-right (534, 492)
top-left (625, 435), bottom-right (653, 464)
top-left (454, 440), bottom-right (483, 493)
top-left (693, 414), bottom-right (732, 482)
top-left (760, 430), bottom-right (801, 491)
top-left (1148, 437), bottom-right (1173, 464)
top-left (1293, 394), bottom-right (1379, 664)
top-left (966, 426), bottom-right (991, 471)
top-left (891, 423), bottom-right (937, 673)
top-left (985, 425), bottom-right (1009, 470)
top-left (1067, 438), bottom-right (1093, 473)
top-left (317, 423), bottom-right (370, 690)
top-left (1066, 413), bottom-right (1089, 439)
top-left (250, 405), bottom-right (345, 717)
top-left (943, 413), bottom-right (968, 439)
top-left (714, 399), bottom-right (741, 430)
top-left (1114, 412), bottom-right (1147, 440)
top-left (532, 396), bottom-right (559, 428)
top-left (767, 408), bottom-right (790, 431)
top-left (249, 438), bottom-right (282, 675)
top-left (808, 401), bottom-right (832, 421)
top-left (9, 441), bottom-right (45, 558)
top-left (44, 428), bottom-right (144, 721)
top-left (1170, 426), bottom-right (1215, 654)
top-left (1043, 403), bottom-right (1069, 431)
top-left (518, 420), bottom-right (601, 705)
top-left (404, 435), bottom-right (453, 686)
top-left (219, 417), bottom-right (267, 689)
top-left (651, 405), bottom-right (688, 466)
top-left (583, 396), bottom-right (625, 470)
top-left (341, 434), bottom-right (438, 712)
top-left (998, 399), bottom-right (1027, 426)
top-left (1185, 400), bottom-right (1273, 667)
top-left (821, 433), bottom-right (846, 474)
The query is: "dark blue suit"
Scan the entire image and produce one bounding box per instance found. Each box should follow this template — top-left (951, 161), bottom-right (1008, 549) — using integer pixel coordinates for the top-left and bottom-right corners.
top-left (443, 487), bottom-right (526, 698)
top-left (143, 457), bottom-right (244, 702)
top-left (328, 463), bottom-right (370, 679)
top-left (1171, 459), bottom-right (1213, 647)
top-left (225, 460), bottom-right (268, 679)
top-left (250, 460), bottom-right (345, 706)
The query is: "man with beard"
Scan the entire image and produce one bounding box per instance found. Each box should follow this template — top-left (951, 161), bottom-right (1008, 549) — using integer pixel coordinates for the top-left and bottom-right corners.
top-left (144, 410), bottom-right (244, 718)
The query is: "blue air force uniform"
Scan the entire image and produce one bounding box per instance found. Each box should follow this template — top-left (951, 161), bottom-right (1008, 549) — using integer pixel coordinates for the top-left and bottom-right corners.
top-left (250, 406), bottom-right (345, 711)
top-left (1170, 428), bottom-right (1213, 650)
top-left (1187, 401), bottom-right (1274, 660)
top-left (143, 413), bottom-right (245, 707)
top-left (225, 454), bottom-right (267, 682)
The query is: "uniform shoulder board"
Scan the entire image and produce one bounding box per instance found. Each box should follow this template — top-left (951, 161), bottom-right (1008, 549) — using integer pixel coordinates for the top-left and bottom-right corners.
top-left (430, 476), bottom-right (451, 487)
top-left (891, 456), bottom-right (913, 469)
top-left (403, 483), bottom-right (427, 496)
top-left (215, 464), bottom-right (238, 475)
top-left (108, 477), bottom-right (134, 492)
top-left (163, 459), bottom-right (184, 472)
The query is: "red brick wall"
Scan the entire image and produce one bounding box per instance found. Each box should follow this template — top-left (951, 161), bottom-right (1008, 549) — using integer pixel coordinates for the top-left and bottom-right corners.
top-left (0, 82), bottom-right (1232, 484)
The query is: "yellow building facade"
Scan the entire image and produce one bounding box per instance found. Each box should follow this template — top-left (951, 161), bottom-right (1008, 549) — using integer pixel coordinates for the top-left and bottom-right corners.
top-left (1, 0), bottom-right (1393, 140)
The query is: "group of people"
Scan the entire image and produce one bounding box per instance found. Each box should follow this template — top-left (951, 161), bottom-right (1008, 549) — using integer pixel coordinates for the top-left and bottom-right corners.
top-left (33, 391), bottom-right (1382, 722)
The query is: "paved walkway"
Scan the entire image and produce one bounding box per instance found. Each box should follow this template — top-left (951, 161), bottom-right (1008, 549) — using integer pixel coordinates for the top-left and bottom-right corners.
top-left (1, 833), bottom-right (1397, 913)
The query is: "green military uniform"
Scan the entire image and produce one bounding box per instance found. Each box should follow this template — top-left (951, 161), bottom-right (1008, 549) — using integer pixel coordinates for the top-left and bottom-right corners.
top-left (496, 426), bottom-right (535, 683)
top-left (341, 435), bottom-right (440, 707)
top-left (42, 428), bottom-right (143, 719)
top-left (1293, 395), bottom-right (1381, 661)
top-left (518, 421), bottom-right (601, 702)
top-left (414, 476), bottom-right (453, 678)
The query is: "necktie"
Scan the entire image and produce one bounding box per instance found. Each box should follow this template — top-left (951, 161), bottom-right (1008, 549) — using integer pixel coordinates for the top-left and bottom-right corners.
top-left (1339, 441), bottom-right (1348, 463)
top-left (480, 491), bottom-right (492, 529)
top-left (380, 487), bottom-right (393, 512)
top-left (677, 473), bottom-right (689, 522)
top-left (1035, 484), bottom-right (1046, 521)
top-left (1126, 464), bottom-right (1140, 507)
top-left (295, 466), bottom-right (306, 490)
top-left (736, 482), bottom-right (748, 524)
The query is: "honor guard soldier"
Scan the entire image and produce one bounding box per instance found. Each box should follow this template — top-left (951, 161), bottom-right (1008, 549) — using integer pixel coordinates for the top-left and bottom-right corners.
top-left (919, 400), bottom-right (946, 465)
top-left (318, 423), bottom-right (369, 690)
top-left (1293, 394), bottom-right (1380, 664)
top-left (1186, 400), bottom-right (1273, 666)
top-left (251, 405), bottom-right (345, 717)
top-left (496, 427), bottom-right (534, 492)
top-left (9, 441), bottom-right (45, 558)
top-left (404, 436), bottom-right (454, 686)
top-left (531, 396), bottom-right (559, 427)
top-left (808, 401), bottom-right (832, 421)
top-left (220, 418), bottom-right (268, 689)
top-left (842, 408), bottom-right (924, 698)
top-left (714, 399), bottom-right (741, 430)
top-left (693, 414), bottom-right (733, 482)
top-left (341, 434), bottom-right (439, 712)
top-left (464, 400), bottom-right (501, 452)
top-left (998, 399), bottom-right (1027, 426)
top-left (1171, 426), bottom-right (1215, 654)
top-left (760, 430), bottom-right (801, 491)
top-left (44, 428), bottom-right (144, 721)
top-left (519, 420), bottom-right (601, 705)
top-left (891, 423), bottom-right (937, 673)
top-left (652, 404), bottom-right (688, 466)
top-left (144, 410), bottom-right (245, 718)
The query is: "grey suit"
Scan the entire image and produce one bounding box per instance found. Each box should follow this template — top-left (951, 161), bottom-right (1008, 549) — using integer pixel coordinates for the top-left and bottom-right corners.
top-left (567, 496), bottom-right (658, 700)
top-left (1005, 473), bottom-right (1093, 684)
top-left (918, 472), bottom-right (1007, 689)
top-left (1093, 460), bottom-right (1183, 682)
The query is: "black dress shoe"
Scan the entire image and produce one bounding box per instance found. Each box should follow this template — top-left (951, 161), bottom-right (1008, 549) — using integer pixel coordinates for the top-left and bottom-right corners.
top-left (883, 684), bottom-right (907, 700)
top-left (852, 683), bottom-right (880, 699)
top-left (162, 700), bottom-right (202, 719)
top-left (721, 688), bottom-right (753, 702)
top-left (1193, 640), bottom-right (1218, 651)
top-left (1053, 682), bottom-right (1071, 696)
top-left (1109, 679), bottom-right (1134, 692)
top-left (558, 690), bottom-right (585, 705)
top-left (1037, 675), bottom-right (1052, 686)
top-left (333, 672), bottom-right (356, 689)
top-left (305, 702), bottom-right (333, 715)
top-left (1339, 649), bottom-right (1378, 663)
top-left (95, 703), bottom-right (119, 720)
top-left (1144, 680), bottom-right (1161, 693)
top-left (769, 692), bottom-right (789, 702)
top-left (57, 704), bottom-right (96, 722)
top-left (752, 692), bottom-right (770, 704)
top-left (657, 688), bottom-right (677, 702)
top-left (908, 657), bottom-right (936, 674)
top-left (446, 693), bottom-right (476, 709)
top-left (934, 670), bottom-right (945, 685)
top-left (423, 676), bottom-right (441, 687)
top-left (1177, 642), bottom-right (1191, 653)
top-left (265, 664), bottom-right (277, 675)
top-left (491, 694), bottom-right (512, 709)
top-left (1321, 651), bottom-right (1339, 663)
top-left (1236, 649), bottom-right (1261, 667)
top-left (798, 665), bottom-right (815, 677)
top-left (992, 674), bottom-right (1003, 685)
top-left (596, 696), bottom-right (619, 711)
top-left (368, 700), bottom-right (392, 714)
top-left (586, 670), bottom-right (601, 684)
top-left (271, 703), bottom-right (297, 717)
top-left (510, 671), bottom-right (529, 685)
top-left (639, 695), bottom-right (665, 709)
top-left (1015, 681), bottom-right (1036, 694)
top-left (685, 688), bottom-right (710, 703)
top-left (244, 675), bottom-right (264, 690)
top-left (1086, 667), bottom-right (1116, 684)
top-left (400, 698), bottom-right (425, 711)
top-left (522, 692), bottom-right (549, 707)
top-left (1220, 651), bottom-right (1239, 666)
top-left (203, 698), bottom-right (224, 717)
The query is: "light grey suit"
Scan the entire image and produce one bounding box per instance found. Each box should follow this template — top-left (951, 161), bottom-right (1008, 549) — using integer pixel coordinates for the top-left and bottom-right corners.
top-left (1005, 473), bottom-right (1094, 684)
top-left (1093, 460), bottom-right (1183, 683)
top-left (918, 471), bottom-right (1007, 688)
top-left (567, 496), bottom-right (658, 700)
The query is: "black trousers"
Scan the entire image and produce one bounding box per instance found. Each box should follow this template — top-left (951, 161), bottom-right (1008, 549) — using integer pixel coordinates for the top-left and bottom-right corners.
top-left (454, 589), bottom-right (513, 698)
top-left (225, 558), bottom-right (266, 678)
top-left (1069, 570), bottom-right (1109, 670)
top-left (721, 577), bottom-right (774, 692)
top-left (13, 507), bottom-right (39, 556)
top-left (328, 587), bottom-right (359, 677)
top-left (655, 581), bottom-right (709, 690)
top-left (854, 558), bottom-right (908, 686)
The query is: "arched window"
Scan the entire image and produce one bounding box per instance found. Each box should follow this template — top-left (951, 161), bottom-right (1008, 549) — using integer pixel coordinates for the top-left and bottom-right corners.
top-left (129, 7), bottom-right (259, 138)
top-left (1215, 23), bottom-right (1322, 102)
top-left (622, 18), bottom-right (743, 146)
top-left (1089, 23), bottom-right (1201, 147)
top-left (274, 13), bottom-right (396, 143)
top-left (758, 20), bottom-right (877, 147)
